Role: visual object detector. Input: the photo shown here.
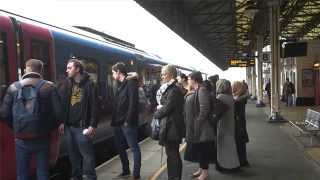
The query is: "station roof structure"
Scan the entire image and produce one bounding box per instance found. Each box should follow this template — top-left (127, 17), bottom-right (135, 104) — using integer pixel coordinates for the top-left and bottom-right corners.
top-left (134, 0), bottom-right (320, 70)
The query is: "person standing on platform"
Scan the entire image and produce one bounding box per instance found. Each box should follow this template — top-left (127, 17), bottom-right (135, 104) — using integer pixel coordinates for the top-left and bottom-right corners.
top-left (265, 80), bottom-right (271, 104)
top-left (59, 59), bottom-right (97, 180)
top-left (0, 59), bottom-right (62, 180)
top-left (154, 64), bottom-right (185, 180)
top-left (184, 71), bottom-right (215, 180)
top-left (208, 75), bottom-right (219, 99)
top-left (283, 78), bottom-right (295, 106)
top-left (111, 62), bottom-right (141, 180)
top-left (216, 79), bottom-right (240, 172)
top-left (177, 73), bottom-right (188, 96)
top-left (233, 81), bottom-right (250, 167)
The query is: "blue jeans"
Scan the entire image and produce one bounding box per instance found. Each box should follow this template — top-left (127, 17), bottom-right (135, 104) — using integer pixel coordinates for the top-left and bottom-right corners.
top-left (287, 94), bottom-right (293, 106)
top-left (113, 126), bottom-right (141, 177)
top-left (65, 126), bottom-right (97, 180)
top-left (15, 138), bottom-right (50, 180)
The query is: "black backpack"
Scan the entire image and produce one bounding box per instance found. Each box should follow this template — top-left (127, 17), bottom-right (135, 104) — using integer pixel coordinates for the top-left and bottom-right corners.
top-left (12, 80), bottom-right (45, 135)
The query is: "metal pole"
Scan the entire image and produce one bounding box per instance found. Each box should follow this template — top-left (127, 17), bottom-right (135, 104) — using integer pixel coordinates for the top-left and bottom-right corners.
top-left (256, 35), bottom-right (265, 107)
top-left (247, 67), bottom-right (252, 95)
top-left (251, 66), bottom-right (257, 100)
top-left (269, 0), bottom-right (285, 122)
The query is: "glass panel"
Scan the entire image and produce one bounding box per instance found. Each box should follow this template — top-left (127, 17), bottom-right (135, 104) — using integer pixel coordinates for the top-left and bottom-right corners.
top-left (0, 32), bottom-right (9, 100)
top-left (31, 40), bottom-right (49, 80)
top-left (80, 59), bottom-right (99, 86)
top-left (106, 64), bottom-right (115, 98)
top-left (0, 33), bottom-right (8, 84)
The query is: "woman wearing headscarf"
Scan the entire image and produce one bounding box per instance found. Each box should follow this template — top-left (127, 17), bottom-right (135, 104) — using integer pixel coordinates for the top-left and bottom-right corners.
top-left (232, 81), bottom-right (250, 167)
top-left (184, 71), bottom-right (215, 180)
top-left (216, 79), bottom-right (240, 171)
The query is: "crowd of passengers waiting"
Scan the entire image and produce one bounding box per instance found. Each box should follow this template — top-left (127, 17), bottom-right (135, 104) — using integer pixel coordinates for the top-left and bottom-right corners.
top-left (155, 65), bottom-right (250, 180)
top-left (0, 59), bottom-right (250, 180)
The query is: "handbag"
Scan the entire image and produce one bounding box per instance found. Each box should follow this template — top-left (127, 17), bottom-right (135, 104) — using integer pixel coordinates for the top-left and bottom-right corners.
top-left (150, 118), bottom-right (160, 140)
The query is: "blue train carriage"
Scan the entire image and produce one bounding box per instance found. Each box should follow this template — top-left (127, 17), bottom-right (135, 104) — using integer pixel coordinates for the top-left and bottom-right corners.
top-left (0, 10), bottom-right (166, 179)
top-left (0, 10), bottom-right (205, 179)
top-left (50, 26), bottom-right (166, 173)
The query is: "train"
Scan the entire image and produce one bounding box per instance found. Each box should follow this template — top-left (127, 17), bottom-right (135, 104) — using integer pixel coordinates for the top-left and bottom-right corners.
top-left (0, 11), bottom-right (202, 180)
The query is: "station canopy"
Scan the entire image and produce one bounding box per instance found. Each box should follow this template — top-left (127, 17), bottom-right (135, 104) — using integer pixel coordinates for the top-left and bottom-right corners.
top-left (134, 0), bottom-right (320, 70)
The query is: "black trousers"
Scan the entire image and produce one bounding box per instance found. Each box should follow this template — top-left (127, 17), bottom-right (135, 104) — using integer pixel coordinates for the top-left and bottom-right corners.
top-left (237, 142), bottom-right (248, 166)
top-left (164, 142), bottom-right (182, 180)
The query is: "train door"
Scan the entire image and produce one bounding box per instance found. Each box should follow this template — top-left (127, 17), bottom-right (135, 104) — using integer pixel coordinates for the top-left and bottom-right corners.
top-left (0, 15), bottom-right (18, 180)
top-left (19, 21), bottom-right (59, 172)
top-left (19, 22), bottom-right (55, 81)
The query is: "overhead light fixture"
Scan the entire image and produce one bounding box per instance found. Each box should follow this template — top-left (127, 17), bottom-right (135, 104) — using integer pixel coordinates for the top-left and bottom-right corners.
top-left (314, 62), bottom-right (320, 68)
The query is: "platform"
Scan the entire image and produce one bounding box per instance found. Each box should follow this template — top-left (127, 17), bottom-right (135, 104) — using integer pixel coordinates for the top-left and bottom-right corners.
top-left (97, 101), bottom-right (320, 180)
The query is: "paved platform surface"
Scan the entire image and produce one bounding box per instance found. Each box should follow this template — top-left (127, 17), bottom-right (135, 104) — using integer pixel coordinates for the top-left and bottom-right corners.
top-left (156, 101), bottom-right (320, 180)
top-left (96, 137), bottom-right (163, 179)
top-left (96, 101), bottom-right (320, 180)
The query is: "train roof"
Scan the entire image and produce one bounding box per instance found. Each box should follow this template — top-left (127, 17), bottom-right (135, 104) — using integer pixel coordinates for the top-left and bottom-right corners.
top-left (0, 9), bottom-right (206, 75)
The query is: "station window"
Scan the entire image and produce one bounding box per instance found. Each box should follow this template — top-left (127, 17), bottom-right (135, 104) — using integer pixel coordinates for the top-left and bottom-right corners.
top-left (0, 32), bottom-right (9, 88)
top-left (31, 40), bottom-right (50, 80)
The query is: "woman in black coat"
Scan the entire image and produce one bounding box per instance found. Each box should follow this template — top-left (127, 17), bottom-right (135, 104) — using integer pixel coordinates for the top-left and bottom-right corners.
top-left (232, 81), bottom-right (250, 167)
top-left (184, 71), bottom-right (215, 180)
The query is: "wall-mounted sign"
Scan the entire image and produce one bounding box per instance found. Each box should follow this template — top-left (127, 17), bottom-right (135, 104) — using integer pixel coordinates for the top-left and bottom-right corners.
top-left (262, 53), bottom-right (270, 62)
top-left (229, 59), bottom-right (255, 67)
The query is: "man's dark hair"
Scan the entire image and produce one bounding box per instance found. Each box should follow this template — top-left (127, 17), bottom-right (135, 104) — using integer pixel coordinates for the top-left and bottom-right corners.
top-left (112, 62), bottom-right (127, 76)
top-left (180, 73), bottom-right (188, 82)
top-left (188, 71), bottom-right (203, 83)
top-left (208, 74), bottom-right (219, 83)
top-left (203, 80), bottom-right (212, 91)
top-left (25, 59), bottom-right (43, 74)
top-left (68, 59), bottom-right (84, 74)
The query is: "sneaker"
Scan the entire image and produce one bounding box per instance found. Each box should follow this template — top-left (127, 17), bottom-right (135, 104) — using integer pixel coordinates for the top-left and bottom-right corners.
top-left (113, 172), bottom-right (131, 179)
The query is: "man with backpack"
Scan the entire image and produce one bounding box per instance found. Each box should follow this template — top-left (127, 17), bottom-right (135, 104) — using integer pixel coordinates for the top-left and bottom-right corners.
top-left (0, 59), bottom-right (62, 180)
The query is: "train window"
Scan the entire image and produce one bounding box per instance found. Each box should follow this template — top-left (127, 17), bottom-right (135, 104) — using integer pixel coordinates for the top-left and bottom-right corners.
top-left (0, 32), bottom-right (9, 86)
top-left (106, 64), bottom-right (115, 98)
top-left (80, 59), bottom-right (99, 86)
top-left (31, 40), bottom-right (49, 80)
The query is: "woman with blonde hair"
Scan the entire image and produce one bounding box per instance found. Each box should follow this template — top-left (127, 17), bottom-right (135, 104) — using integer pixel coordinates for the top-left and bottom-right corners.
top-left (154, 64), bottom-right (185, 180)
top-left (232, 81), bottom-right (250, 167)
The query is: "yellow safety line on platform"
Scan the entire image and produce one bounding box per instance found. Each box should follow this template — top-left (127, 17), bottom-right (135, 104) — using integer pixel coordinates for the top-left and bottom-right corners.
top-left (148, 142), bottom-right (187, 180)
top-left (95, 137), bottom-right (151, 170)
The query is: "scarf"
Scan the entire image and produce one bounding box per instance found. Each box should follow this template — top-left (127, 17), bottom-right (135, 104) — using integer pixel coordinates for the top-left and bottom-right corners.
top-left (156, 79), bottom-right (176, 105)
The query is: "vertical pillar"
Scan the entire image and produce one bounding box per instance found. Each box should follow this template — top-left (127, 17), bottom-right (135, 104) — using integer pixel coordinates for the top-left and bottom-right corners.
top-left (251, 66), bottom-right (257, 100)
top-left (256, 35), bottom-right (265, 107)
top-left (269, 0), bottom-right (285, 121)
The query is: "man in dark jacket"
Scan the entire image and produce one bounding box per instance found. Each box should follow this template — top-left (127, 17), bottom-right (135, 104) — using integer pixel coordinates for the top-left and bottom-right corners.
top-left (58, 59), bottom-right (97, 180)
top-left (111, 62), bottom-right (141, 180)
top-left (0, 59), bottom-right (62, 180)
top-left (154, 64), bottom-right (185, 180)
top-left (283, 78), bottom-right (295, 107)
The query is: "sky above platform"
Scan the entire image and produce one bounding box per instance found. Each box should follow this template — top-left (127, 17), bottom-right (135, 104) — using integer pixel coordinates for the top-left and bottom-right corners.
top-left (1, 0), bottom-right (246, 82)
